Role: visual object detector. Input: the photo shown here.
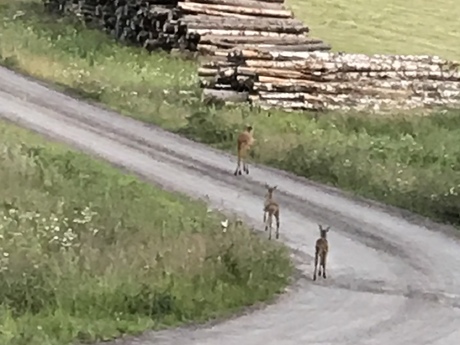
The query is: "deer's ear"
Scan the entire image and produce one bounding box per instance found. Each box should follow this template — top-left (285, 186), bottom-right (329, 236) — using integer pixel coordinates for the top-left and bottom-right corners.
top-left (273, 186), bottom-right (277, 189)
top-left (318, 224), bottom-right (323, 230)
top-left (326, 226), bottom-right (330, 232)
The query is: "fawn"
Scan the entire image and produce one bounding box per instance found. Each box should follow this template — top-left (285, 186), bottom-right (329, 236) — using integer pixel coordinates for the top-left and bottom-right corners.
top-left (263, 184), bottom-right (280, 240)
top-left (313, 224), bottom-right (330, 281)
top-left (234, 125), bottom-right (255, 176)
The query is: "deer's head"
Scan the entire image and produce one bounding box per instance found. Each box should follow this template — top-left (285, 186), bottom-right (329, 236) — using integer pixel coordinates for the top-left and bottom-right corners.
top-left (318, 224), bottom-right (330, 238)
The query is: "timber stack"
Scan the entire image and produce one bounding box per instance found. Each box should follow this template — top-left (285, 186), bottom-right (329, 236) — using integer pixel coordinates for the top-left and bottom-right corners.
top-left (199, 48), bottom-right (460, 111)
top-left (177, 0), bottom-right (330, 56)
top-left (42, 0), bottom-right (330, 55)
top-left (42, 0), bottom-right (200, 52)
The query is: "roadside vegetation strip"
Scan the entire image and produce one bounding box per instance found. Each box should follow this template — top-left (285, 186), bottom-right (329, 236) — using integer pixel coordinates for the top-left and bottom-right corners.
top-left (0, 0), bottom-right (460, 230)
top-left (0, 118), bottom-right (291, 345)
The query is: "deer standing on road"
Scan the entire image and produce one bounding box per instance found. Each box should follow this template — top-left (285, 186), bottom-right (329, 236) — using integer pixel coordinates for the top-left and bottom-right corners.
top-left (234, 125), bottom-right (255, 176)
top-left (313, 224), bottom-right (330, 281)
top-left (263, 184), bottom-right (280, 240)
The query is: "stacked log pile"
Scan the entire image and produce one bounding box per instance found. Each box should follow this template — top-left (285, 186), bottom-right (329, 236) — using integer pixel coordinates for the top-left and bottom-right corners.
top-left (178, 0), bottom-right (331, 56)
top-left (42, 0), bottom-right (200, 52)
top-left (42, 0), bottom-right (330, 55)
top-left (199, 48), bottom-right (460, 111)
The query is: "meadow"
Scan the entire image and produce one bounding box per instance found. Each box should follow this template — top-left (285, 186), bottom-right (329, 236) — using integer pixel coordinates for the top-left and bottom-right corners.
top-left (0, 118), bottom-right (291, 345)
top-left (1, 0), bottom-right (460, 234)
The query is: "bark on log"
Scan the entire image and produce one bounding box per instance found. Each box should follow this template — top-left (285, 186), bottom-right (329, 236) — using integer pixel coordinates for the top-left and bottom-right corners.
top-left (237, 66), bottom-right (460, 81)
top-left (255, 43), bottom-right (330, 52)
top-left (201, 60), bottom-right (236, 68)
top-left (202, 88), bottom-right (249, 103)
top-left (252, 96), bottom-right (460, 112)
top-left (178, 2), bottom-right (294, 18)
top-left (188, 28), bottom-right (305, 37)
top-left (197, 40), bottom-right (328, 52)
top-left (229, 49), bottom-right (459, 66)
top-left (179, 7), bottom-right (258, 17)
top-left (241, 58), bottom-right (454, 73)
top-left (181, 15), bottom-right (305, 27)
top-left (185, 21), bottom-right (308, 34)
top-left (253, 78), bottom-right (460, 95)
top-left (198, 66), bottom-right (236, 77)
top-left (253, 0), bottom-right (284, 3)
top-left (199, 34), bottom-right (321, 46)
top-left (183, 0), bottom-right (286, 10)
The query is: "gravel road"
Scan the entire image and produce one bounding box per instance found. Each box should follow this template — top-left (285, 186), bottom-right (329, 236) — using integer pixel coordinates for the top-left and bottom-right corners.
top-left (1, 66), bottom-right (460, 345)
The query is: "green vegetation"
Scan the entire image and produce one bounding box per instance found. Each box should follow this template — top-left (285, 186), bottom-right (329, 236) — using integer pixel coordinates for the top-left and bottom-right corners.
top-left (0, 118), bottom-right (291, 345)
top-left (287, 0), bottom-right (460, 60)
top-left (0, 0), bottom-right (460, 236)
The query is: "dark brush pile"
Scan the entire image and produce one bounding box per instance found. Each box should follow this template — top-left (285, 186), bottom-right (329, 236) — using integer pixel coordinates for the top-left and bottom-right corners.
top-left (42, 0), bottom-right (200, 52)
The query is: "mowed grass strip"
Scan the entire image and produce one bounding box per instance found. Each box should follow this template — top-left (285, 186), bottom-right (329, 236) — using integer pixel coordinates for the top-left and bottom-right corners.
top-left (286, 0), bottom-right (460, 60)
top-left (0, 0), bottom-right (460, 230)
top-left (0, 117), bottom-right (291, 345)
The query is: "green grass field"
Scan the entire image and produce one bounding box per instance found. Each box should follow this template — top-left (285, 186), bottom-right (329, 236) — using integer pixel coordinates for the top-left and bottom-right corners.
top-left (287, 0), bottom-right (460, 60)
top-left (0, 119), bottom-right (291, 343)
top-left (1, 0), bottom-right (459, 229)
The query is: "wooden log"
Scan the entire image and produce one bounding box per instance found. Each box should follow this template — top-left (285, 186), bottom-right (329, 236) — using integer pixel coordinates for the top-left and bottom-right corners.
top-left (251, 95), bottom-right (460, 112)
top-left (256, 43), bottom-right (331, 52)
top-left (181, 15), bottom-right (305, 27)
top-left (202, 88), bottom-right (249, 103)
top-left (198, 66), bottom-right (236, 78)
top-left (183, 0), bottom-right (286, 10)
top-left (253, 78), bottom-right (460, 94)
top-left (199, 78), bottom-right (234, 89)
top-left (188, 28), bottom-right (306, 37)
top-left (178, 6), bottom-right (258, 18)
top-left (256, 89), bottom-right (416, 101)
top-left (241, 58), bottom-right (453, 73)
top-left (230, 49), bottom-right (459, 66)
top-left (254, 0), bottom-right (284, 3)
top-left (237, 66), bottom-right (460, 81)
top-left (178, 2), bottom-right (293, 18)
top-left (197, 39), bottom-right (328, 52)
top-left (199, 34), bottom-right (322, 46)
top-left (201, 60), bottom-right (236, 68)
top-left (185, 21), bottom-right (308, 34)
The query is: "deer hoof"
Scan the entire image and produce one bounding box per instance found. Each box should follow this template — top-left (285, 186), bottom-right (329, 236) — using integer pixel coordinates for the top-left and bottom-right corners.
top-left (238, 170), bottom-right (242, 175)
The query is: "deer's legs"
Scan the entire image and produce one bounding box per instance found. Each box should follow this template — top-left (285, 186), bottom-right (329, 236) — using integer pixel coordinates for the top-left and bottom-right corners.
top-left (275, 213), bottom-right (280, 239)
top-left (243, 160), bottom-right (249, 174)
top-left (234, 156), bottom-right (242, 176)
top-left (313, 250), bottom-right (319, 281)
top-left (263, 211), bottom-right (267, 230)
top-left (267, 214), bottom-right (273, 240)
top-left (321, 257), bottom-right (327, 279)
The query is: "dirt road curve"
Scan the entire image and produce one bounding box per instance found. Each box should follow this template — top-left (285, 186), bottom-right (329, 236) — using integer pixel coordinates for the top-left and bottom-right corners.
top-left (1, 66), bottom-right (460, 344)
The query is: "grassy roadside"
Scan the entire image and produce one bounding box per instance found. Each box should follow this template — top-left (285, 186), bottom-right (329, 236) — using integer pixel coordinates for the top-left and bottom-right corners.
top-left (0, 118), bottom-right (291, 345)
top-left (1, 0), bottom-right (460, 230)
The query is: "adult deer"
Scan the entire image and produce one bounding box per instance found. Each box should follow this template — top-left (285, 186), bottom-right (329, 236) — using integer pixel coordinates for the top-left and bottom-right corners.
top-left (234, 125), bottom-right (255, 176)
top-left (263, 184), bottom-right (280, 240)
top-left (313, 224), bottom-right (330, 281)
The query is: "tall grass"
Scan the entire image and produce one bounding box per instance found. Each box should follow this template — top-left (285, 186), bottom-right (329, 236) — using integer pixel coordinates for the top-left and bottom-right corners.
top-left (0, 118), bottom-right (291, 345)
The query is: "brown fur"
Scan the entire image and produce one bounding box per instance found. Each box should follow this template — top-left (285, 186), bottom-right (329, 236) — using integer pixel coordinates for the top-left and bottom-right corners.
top-left (313, 224), bottom-right (330, 281)
top-left (234, 125), bottom-right (255, 176)
top-left (263, 184), bottom-right (280, 240)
